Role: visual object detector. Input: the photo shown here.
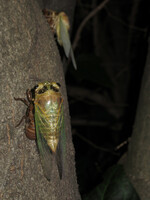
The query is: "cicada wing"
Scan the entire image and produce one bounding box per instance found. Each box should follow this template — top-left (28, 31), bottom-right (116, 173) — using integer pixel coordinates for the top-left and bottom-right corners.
top-left (35, 106), bottom-right (53, 181)
top-left (59, 17), bottom-right (71, 57)
top-left (59, 17), bottom-right (77, 70)
top-left (55, 104), bottom-right (66, 179)
top-left (70, 46), bottom-right (77, 70)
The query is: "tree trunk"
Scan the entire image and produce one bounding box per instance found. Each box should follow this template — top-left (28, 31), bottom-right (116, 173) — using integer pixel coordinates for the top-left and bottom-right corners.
top-left (0, 0), bottom-right (80, 199)
top-left (125, 36), bottom-right (150, 199)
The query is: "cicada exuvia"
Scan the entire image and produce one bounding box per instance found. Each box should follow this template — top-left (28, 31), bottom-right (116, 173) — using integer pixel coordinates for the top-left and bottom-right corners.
top-left (14, 90), bottom-right (36, 140)
top-left (15, 82), bottom-right (65, 180)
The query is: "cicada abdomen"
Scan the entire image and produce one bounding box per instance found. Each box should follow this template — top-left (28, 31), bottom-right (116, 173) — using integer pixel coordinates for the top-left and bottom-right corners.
top-left (43, 9), bottom-right (77, 70)
top-left (34, 82), bottom-right (65, 180)
top-left (14, 90), bottom-right (36, 140)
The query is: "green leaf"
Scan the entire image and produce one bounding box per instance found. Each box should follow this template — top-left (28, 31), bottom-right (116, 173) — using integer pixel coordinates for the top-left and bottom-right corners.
top-left (83, 165), bottom-right (140, 200)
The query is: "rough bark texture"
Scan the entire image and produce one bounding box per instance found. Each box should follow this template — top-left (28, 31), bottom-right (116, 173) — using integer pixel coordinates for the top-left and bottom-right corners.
top-left (0, 0), bottom-right (81, 199)
top-left (125, 36), bottom-right (150, 199)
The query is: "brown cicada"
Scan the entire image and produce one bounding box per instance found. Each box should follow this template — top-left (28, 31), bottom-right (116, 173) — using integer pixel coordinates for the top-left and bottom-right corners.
top-left (14, 89), bottom-right (36, 140)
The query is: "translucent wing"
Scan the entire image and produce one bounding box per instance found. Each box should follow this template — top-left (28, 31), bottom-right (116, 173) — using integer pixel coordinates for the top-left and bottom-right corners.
top-left (59, 16), bottom-right (77, 70)
top-left (35, 105), bottom-right (53, 180)
top-left (55, 104), bottom-right (66, 179)
top-left (70, 46), bottom-right (77, 70)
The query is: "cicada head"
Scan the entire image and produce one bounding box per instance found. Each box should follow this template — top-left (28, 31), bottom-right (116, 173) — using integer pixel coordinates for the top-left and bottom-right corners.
top-left (34, 82), bottom-right (61, 96)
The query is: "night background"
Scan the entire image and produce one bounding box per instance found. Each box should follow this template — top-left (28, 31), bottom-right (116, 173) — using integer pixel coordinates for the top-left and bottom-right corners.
top-left (65, 0), bottom-right (149, 199)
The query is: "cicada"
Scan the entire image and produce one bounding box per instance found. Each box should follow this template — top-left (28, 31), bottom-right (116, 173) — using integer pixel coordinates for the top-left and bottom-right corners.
top-left (15, 82), bottom-right (65, 180)
top-left (43, 9), bottom-right (77, 70)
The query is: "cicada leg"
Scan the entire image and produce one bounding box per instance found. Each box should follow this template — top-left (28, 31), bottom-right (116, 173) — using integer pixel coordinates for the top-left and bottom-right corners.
top-left (14, 97), bottom-right (29, 106)
top-left (15, 115), bottom-right (26, 127)
top-left (14, 97), bottom-right (29, 127)
top-left (14, 89), bottom-right (32, 127)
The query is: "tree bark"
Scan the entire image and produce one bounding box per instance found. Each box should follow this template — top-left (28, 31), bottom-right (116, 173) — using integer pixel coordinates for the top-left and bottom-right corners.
top-left (125, 36), bottom-right (150, 199)
top-left (0, 0), bottom-right (80, 199)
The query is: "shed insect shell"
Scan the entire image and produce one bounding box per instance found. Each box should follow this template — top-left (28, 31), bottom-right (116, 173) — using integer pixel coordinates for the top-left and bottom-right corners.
top-left (42, 9), bottom-right (58, 33)
top-left (14, 90), bottom-right (36, 140)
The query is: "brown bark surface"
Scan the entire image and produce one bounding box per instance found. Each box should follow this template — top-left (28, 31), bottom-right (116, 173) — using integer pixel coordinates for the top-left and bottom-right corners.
top-left (125, 37), bottom-right (150, 199)
top-left (0, 1), bottom-right (80, 199)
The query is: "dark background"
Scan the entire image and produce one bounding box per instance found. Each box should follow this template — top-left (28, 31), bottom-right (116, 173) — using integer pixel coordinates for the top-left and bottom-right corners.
top-left (64, 0), bottom-right (150, 197)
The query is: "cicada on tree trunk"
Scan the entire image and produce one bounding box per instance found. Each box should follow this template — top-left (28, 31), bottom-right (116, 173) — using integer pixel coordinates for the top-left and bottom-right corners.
top-left (15, 82), bottom-right (65, 181)
top-left (43, 9), bottom-right (77, 70)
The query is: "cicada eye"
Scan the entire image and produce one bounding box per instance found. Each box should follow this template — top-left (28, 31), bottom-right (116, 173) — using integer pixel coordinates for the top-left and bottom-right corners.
top-left (50, 82), bottom-right (60, 92)
top-left (56, 83), bottom-right (61, 87)
top-left (34, 85), bottom-right (39, 90)
top-left (38, 85), bottom-right (48, 94)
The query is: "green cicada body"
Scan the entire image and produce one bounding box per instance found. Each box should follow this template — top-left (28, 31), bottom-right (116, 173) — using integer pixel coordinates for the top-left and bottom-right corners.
top-left (34, 82), bottom-right (65, 180)
top-left (15, 82), bottom-right (65, 180)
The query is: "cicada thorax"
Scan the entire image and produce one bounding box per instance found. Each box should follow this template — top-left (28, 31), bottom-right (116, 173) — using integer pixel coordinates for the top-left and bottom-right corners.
top-left (34, 83), bottom-right (63, 153)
